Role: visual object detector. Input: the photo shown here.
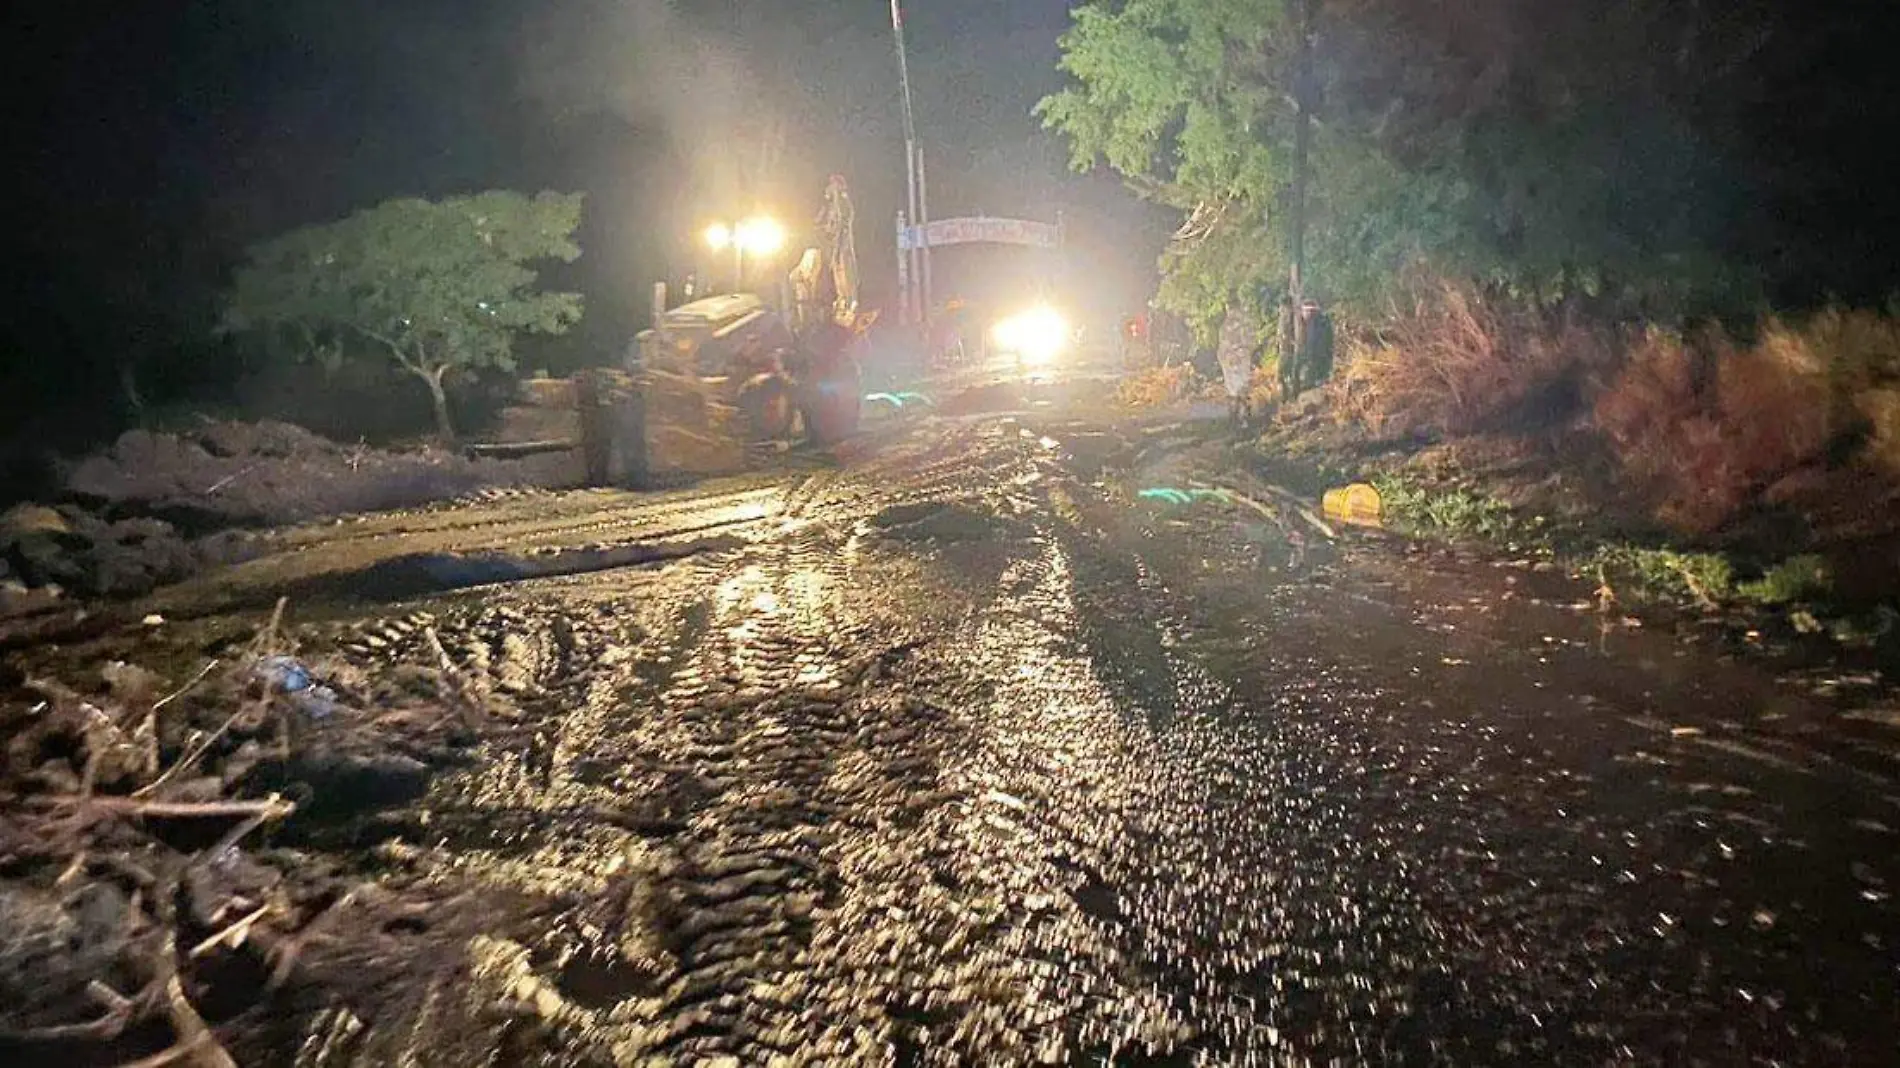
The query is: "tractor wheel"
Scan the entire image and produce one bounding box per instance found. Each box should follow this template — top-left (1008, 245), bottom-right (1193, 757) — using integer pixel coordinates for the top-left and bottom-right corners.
top-left (802, 365), bottom-right (862, 445)
top-left (739, 376), bottom-right (795, 441)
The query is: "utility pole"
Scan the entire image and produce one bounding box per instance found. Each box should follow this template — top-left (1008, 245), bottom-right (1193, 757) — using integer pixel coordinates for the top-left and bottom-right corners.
top-left (1288, 0), bottom-right (1317, 351)
top-left (891, 0), bottom-right (922, 328)
top-left (918, 147), bottom-right (933, 321)
top-left (896, 210), bottom-right (911, 324)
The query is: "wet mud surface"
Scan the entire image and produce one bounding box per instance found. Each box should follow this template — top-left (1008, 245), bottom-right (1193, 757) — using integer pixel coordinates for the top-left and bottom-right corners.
top-left (9, 405), bottom-right (1900, 1065)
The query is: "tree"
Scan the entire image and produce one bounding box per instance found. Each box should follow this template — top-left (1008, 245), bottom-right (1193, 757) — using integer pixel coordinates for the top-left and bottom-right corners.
top-left (1039, 0), bottom-right (1758, 333)
top-left (1038, 0), bottom-right (1385, 337)
top-left (222, 191), bottom-right (584, 441)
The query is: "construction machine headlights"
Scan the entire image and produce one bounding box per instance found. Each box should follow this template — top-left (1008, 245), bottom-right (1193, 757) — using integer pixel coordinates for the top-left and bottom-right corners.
top-left (703, 217), bottom-right (785, 256)
top-left (992, 305), bottom-right (1071, 366)
top-left (735, 217), bottom-right (786, 256)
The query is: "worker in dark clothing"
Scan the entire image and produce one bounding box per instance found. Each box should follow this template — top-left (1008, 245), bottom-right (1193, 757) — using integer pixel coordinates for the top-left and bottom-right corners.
top-left (1297, 299), bottom-right (1335, 395)
top-left (1278, 298), bottom-right (1335, 399)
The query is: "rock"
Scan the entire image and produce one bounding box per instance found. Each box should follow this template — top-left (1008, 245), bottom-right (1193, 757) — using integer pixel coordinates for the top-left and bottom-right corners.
top-left (0, 580), bottom-right (61, 617)
top-left (0, 503), bottom-right (72, 541)
top-left (194, 529), bottom-right (264, 568)
top-left (7, 531), bottom-right (87, 589)
top-left (0, 882), bottom-right (130, 1028)
top-left (101, 660), bottom-right (164, 705)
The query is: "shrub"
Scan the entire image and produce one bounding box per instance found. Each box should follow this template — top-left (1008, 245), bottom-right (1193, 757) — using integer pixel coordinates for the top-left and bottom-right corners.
top-left (1335, 277), bottom-right (1614, 439)
top-left (1789, 306), bottom-right (1900, 390)
top-left (1246, 366), bottom-right (1281, 413)
top-left (1592, 545), bottom-right (1737, 605)
top-left (1593, 322), bottom-right (1836, 533)
top-left (1790, 307), bottom-right (1900, 475)
top-left (1116, 362), bottom-right (1203, 408)
top-left (1371, 474), bottom-right (1519, 541)
top-left (1736, 554), bottom-right (1832, 604)
top-left (1863, 388), bottom-right (1900, 476)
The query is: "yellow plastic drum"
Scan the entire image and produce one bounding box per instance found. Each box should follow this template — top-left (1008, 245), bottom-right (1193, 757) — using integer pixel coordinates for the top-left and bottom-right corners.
top-left (1321, 482), bottom-right (1383, 528)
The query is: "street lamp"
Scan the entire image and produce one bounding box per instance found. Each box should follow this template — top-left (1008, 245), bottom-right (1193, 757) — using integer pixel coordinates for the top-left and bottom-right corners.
top-left (703, 215), bottom-right (785, 294)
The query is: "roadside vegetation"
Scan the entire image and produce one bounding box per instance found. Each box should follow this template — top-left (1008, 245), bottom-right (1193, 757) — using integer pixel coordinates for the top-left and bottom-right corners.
top-left (1335, 293), bottom-right (1898, 607)
top-left (1045, 0), bottom-right (1900, 655)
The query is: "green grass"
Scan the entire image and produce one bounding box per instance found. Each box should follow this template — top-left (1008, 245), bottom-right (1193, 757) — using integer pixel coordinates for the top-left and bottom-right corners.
top-left (1735, 554), bottom-right (1832, 605)
top-left (1369, 474), bottom-right (1542, 548)
top-left (1588, 545), bottom-right (1735, 604)
top-left (1369, 472), bottom-right (1834, 610)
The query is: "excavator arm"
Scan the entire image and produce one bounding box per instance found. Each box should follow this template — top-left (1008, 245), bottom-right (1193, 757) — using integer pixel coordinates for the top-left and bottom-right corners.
top-left (821, 175), bottom-right (859, 325)
top-left (792, 175), bottom-right (864, 333)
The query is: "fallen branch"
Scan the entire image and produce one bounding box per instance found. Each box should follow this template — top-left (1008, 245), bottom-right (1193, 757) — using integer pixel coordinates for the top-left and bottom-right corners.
top-left (189, 902), bottom-right (274, 959)
top-left (40, 795), bottom-right (295, 821)
top-left (1594, 565), bottom-right (1618, 614)
top-left (422, 626), bottom-right (489, 730)
top-left (266, 886), bottom-right (363, 990)
top-left (202, 462), bottom-right (262, 497)
top-left (243, 598), bottom-right (290, 661)
top-left (198, 806), bottom-right (286, 862)
top-left (0, 980), bottom-right (144, 1044)
top-left (151, 659), bottom-right (221, 716)
top-left (108, 863), bottom-right (241, 1068)
top-left (1249, 481), bottom-right (1338, 540)
top-left (151, 941), bottom-right (238, 1068)
top-left (134, 696), bottom-right (257, 799)
top-left (1213, 486), bottom-right (1293, 537)
top-left (1211, 474), bottom-right (1338, 539)
top-left (1672, 559), bottom-right (1721, 611)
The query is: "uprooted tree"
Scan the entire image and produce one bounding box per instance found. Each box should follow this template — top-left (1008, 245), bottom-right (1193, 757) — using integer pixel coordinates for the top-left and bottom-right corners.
top-left (220, 191), bottom-right (584, 442)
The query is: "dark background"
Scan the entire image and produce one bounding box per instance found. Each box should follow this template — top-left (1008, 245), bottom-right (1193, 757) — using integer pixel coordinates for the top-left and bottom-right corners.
top-left (1, 0), bottom-right (1165, 453)
top-left (3, 0), bottom-right (1896, 453)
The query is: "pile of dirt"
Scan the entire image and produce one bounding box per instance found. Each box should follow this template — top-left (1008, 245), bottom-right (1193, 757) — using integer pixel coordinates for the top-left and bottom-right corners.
top-left (0, 607), bottom-right (519, 1063)
top-left (0, 502), bottom-right (266, 611)
top-left (63, 419), bottom-right (583, 531)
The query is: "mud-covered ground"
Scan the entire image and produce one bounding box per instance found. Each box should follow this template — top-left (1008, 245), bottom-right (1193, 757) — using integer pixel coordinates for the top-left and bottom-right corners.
top-left (4, 388), bottom-right (1899, 1065)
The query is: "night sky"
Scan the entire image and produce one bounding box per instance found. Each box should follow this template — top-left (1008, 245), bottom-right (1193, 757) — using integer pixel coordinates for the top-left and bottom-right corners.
top-left (4, 0), bottom-right (1896, 445)
top-left (3, 0), bottom-right (1163, 439)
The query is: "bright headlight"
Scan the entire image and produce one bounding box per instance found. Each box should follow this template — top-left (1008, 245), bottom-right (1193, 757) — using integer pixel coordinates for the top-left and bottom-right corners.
top-left (992, 305), bottom-right (1069, 365)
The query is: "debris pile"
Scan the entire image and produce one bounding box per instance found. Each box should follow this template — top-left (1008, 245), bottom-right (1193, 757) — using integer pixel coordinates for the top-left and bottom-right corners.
top-left (0, 502), bottom-right (253, 608)
top-left (63, 419), bottom-right (583, 530)
top-left (0, 602), bottom-right (518, 1063)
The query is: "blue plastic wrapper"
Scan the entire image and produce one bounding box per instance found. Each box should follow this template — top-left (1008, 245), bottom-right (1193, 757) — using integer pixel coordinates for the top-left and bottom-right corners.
top-left (251, 655), bottom-right (337, 718)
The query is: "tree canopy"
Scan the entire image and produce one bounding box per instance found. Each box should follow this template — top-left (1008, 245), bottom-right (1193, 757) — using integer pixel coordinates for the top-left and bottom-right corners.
top-left (221, 191), bottom-right (584, 440)
top-left (1039, 0), bottom-right (1767, 337)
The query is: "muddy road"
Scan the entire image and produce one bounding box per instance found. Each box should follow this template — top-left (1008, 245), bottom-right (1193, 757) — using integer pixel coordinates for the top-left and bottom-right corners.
top-left (14, 392), bottom-right (1900, 1066)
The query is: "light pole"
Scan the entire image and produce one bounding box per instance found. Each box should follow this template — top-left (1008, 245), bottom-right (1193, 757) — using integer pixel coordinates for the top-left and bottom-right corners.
top-left (1288, 0), bottom-right (1317, 352)
top-left (890, 0), bottom-right (923, 327)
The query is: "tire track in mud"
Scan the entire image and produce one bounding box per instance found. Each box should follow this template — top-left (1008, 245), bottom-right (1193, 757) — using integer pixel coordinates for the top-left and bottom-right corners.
top-left (270, 424), bottom-right (1263, 1065)
top-left (96, 414), bottom-right (1900, 1065)
top-left (148, 483), bottom-right (803, 621)
top-left (256, 431), bottom-right (969, 1061)
top-left (276, 484), bottom-right (785, 554)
